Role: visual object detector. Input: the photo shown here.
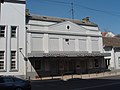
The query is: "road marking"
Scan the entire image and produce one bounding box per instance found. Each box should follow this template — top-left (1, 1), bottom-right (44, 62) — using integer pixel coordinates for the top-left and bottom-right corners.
top-left (71, 82), bottom-right (120, 90)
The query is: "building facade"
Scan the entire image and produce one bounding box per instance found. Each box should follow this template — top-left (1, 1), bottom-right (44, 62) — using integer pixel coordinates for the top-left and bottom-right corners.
top-left (26, 15), bottom-right (109, 78)
top-left (0, 1), bottom-right (110, 79)
top-left (103, 37), bottom-right (120, 70)
top-left (0, 0), bottom-right (26, 78)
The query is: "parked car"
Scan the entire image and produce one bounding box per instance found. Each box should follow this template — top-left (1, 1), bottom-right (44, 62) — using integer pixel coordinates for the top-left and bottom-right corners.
top-left (0, 76), bottom-right (31, 90)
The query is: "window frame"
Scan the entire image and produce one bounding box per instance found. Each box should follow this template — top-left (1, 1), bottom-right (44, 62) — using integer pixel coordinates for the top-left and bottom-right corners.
top-left (0, 25), bottom-right (6, 38)
top-left (11, 26), bottom-right (17, 38)
top-left (11, 51), bottom-right (16, 70)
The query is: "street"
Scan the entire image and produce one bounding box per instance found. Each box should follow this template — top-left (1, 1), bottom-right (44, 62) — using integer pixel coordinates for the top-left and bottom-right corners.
top-left (31, 75), bottom-right (120, 90)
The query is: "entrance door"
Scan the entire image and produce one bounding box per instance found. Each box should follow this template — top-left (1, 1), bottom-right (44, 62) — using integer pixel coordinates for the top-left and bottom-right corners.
top-left (64, 60), bottom-right (74, 73)
top-left (80, 60), bottom-right (87, 73)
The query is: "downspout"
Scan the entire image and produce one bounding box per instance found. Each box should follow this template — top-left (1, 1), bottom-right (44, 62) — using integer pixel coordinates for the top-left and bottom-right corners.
top-left (113, 47), bottom-right (116, 69)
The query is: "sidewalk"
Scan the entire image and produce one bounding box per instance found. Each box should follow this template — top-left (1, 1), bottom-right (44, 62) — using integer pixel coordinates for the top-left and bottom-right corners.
top-left (31, 71), bottom-right (120, 81)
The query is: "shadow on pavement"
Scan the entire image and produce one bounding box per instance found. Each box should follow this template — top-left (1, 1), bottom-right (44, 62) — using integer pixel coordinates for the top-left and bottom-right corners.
top-left (31, 76), bottom-right (120, 90)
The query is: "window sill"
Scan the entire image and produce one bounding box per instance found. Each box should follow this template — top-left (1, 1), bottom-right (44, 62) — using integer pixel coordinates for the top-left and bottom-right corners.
top-left (9, 69), bottom-right (18, 72)
top-left (0, 70), bottom-right (6, 72)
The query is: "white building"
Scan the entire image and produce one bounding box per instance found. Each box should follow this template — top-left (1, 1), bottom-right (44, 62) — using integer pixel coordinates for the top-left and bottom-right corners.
top-left (103, 37), bottom-right (120, 70)
top-left (26, 15), bottom-right (110, 78)
top-left (0, 0), bottom-right (110, 79)
top-left (0, 0), bottom-right (26, 78)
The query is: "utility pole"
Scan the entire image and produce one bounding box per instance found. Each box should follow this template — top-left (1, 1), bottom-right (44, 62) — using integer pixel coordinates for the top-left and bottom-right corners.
top-left (71, 2), bottom-right (74, 19)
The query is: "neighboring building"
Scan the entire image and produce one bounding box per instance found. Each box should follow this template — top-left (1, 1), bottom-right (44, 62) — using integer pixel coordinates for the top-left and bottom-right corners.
top-left (102, 32), bottom-right (115, 37)
top-left (26, 14), bottom-right (110, 78)
top-left (103, 37), bottom-right (120, 70)
top-left (0, 0), bottom-right (26, 78)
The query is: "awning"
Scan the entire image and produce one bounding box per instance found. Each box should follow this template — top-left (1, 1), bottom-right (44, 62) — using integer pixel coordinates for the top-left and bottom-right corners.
top-left (28, 51), bottom-right (111, 58)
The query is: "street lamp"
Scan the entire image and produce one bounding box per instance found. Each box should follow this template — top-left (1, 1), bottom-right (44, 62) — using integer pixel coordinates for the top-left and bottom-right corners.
top-left (19, 48), bottom-right (28, 79)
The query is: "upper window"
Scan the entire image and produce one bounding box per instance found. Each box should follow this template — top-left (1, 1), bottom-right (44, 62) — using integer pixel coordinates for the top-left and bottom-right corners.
top-left (11, 51), bottom-right (16, 59)
top-left (11, 26), bottom-right (17, 38)
top-left (0, 26), bottom-right (5, 37)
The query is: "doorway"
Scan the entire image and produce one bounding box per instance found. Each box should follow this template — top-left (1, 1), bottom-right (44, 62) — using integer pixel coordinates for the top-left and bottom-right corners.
top-left (64, 60), bottom-right (74, 74)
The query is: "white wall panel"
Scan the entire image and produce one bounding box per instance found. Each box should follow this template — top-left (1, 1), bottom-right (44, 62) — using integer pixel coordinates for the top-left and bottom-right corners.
top-left (63, 39), bottom-right (75, 51)
top-left (92, 39), bottom-right (99, 51)
top-left (49, 38), bottom-right (59, 51)
top-left (79, 39), bottom-right (87, 51)
top-left (32, 37), bottom-right (43, 51)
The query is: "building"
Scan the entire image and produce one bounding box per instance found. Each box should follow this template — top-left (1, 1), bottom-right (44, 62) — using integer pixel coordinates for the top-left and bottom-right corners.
top-left (0, 0), bottom-right (110, 79)
top-left (26, 15), bottom-right (110, 78)
top-left (101, 32), bottom-right (115, 37)
top-left (0, 0), bottom-right (26, 78)
top-left (103, 37), bottom-right (120, 70)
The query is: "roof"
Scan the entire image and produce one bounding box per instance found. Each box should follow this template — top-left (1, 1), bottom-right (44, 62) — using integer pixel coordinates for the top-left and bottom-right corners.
top-left (103, 37), bottom-right (120, 47)
top-left (26, 14), bottom-right (98, 27)
top-left (28, 51), bottom-right (110, 58)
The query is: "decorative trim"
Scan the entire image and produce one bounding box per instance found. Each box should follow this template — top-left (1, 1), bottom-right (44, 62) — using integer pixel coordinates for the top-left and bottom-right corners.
top-left (9, 69), bottom-right (18, 72)
top-left (28, 51), bottom-right (111, 58)
top-left (4, 0), bottom-right (25, 4)
top-left (27, 29), bottom-right (102, 37)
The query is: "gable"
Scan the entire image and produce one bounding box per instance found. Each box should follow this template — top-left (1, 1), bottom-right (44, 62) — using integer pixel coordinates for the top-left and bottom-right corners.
top-left (49, 21), bottom-right (87, 33)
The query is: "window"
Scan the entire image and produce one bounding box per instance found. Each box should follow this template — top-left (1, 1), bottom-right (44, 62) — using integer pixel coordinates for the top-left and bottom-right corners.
top-left (11, 26), bottom-right (17, 38)
top-left (11, 61), bottom-right (16, 69)
top-left (0, 51), bottom-right (4, 70)
top-left (0, 61), bottom-right (4, 69)
top-left (63, 39), bottom-right (75, 51)
top-left (66, 25), bottom-right (70, 30)
top-left (11, 51), bottom-right (16, 70)
top-left (0, 26), bottom-right (5, 37)
top-left (0, 51), bottom-right (4, 59)
top-left (11, 51), bottom-right (16, 59)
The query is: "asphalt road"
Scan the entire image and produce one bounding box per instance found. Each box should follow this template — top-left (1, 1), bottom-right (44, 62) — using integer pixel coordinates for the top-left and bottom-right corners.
top-left (31, 75), bottom-right (120, 90)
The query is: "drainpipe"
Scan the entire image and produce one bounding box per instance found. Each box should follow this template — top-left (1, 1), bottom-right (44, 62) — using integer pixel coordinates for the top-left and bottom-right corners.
top-left (19, 48), bottom-right (28, 79)
top-left (112, 47), bottom-right (116, 69)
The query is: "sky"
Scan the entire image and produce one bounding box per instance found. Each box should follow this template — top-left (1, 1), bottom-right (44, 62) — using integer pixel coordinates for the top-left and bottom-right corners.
top-left (26, 0), bottom-right (120, 34)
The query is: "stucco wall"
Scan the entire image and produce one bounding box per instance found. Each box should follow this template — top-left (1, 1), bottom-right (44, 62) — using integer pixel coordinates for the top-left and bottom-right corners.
top-left (0, 2), bottom-right (26, 76)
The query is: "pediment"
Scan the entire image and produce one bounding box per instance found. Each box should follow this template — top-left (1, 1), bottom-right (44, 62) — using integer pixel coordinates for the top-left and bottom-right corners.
top-left (49, 21), bottom-right (87, 33)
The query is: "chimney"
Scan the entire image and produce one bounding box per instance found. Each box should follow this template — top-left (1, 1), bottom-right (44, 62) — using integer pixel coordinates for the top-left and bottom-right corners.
top-left (82, 17), bottom-right (90, 22)
top-left (26, 9), bottom-right (30, 16)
